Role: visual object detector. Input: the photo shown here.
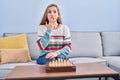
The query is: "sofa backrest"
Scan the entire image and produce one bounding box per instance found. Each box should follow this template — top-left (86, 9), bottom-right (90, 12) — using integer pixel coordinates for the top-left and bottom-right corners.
top-left (3, 32), bottom-right (120, 59)
top-left (3, 32), bottom-right (103, 60)
top-left (101, 32), bottom-right (120, 56)
top-left (69, 32), bottom-right (103, 58)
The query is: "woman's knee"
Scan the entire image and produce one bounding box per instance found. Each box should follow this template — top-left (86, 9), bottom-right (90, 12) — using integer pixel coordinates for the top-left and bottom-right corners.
top-left (37, 58), bottom-right (46, 64)
top-left (37, 55), bottom-right (48, 64)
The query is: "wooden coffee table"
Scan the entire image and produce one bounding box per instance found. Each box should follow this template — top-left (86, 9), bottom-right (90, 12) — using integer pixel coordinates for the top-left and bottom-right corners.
top-left (5, 63), bottom-right (119, 80)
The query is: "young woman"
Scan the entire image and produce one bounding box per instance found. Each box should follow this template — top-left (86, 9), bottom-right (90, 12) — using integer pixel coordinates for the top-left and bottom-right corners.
top-left (37, 3), bottom-right (72, 64)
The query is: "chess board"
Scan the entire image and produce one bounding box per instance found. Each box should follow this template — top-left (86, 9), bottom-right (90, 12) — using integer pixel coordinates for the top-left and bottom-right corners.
top-left (46, 58), bottom-right (76, 73)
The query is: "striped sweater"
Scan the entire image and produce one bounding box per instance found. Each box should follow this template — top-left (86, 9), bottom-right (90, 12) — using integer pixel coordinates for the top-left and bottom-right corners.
top-left (37, 24), bottom-right (72, 57)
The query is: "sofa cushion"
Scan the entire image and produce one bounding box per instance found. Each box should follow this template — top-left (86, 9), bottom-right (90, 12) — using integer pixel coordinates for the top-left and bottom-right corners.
top-left (69, 57), bottom-right (107, 65)
top-left (0, 69), bottom-right (12, 79)
top-left (3, 32), bottom-right (40, 60)
top-left (0, 60), bottom-right (37, 70)
top-left (101, 32), bottom-right (120, 56)
top-left (103, 56), bottom-right (120, 74)
top-left (0, 33), bottom-right (31, 61)
top-left (0, 60), bottom-right (37, 79)
top-left (69, 32), bottom-right (103, 58)
top-left (0, 48), bottom-right (28, 64)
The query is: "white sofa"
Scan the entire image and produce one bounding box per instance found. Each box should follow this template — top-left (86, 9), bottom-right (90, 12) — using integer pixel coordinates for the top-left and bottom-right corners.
top-left (0, 31), bottom-right (120, 80)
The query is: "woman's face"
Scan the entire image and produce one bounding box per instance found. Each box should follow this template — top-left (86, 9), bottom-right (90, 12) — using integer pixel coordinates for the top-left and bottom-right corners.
top-left (47, 6), bottom-right (59, 23)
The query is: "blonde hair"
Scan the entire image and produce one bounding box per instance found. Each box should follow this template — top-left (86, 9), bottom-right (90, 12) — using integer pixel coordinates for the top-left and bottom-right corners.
top-left (40, 4), bottom-right (62, 25)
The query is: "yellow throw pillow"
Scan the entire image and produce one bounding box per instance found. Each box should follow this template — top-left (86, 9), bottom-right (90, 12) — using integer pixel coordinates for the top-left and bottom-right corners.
top-left (0, 48), bottom-right (28, 64)
top-left (0, 33), bottom-right (31, 61)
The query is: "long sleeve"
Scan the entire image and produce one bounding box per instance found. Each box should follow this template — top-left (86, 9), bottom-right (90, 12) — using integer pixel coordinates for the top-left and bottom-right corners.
top-left (37, 25), bottom-right (52, 50)
top-left (56, 26), bottom-right (72, 57)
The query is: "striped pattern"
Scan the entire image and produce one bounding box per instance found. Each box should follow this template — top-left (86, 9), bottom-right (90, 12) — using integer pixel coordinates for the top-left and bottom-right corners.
top-left (37, 36), bottom-right (71, 51)
top-left (37, 39), bottom-right (44, 50)
top-left (37, 25), bottom-right (72, 56)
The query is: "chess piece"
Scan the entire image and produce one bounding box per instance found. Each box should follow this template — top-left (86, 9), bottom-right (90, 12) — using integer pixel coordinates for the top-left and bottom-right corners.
top-left (61, 59), bottom-right (64, 66)
top-left (63, 59), bottom-right (66, 66)
top-left (52, 60), bottom-right (55, 67)
top-left (57, 58), bottom-right (60, 67)
top-left (49, 61), bottom-right (52, 67)
top-left (55, 60), bottom-right (57, 67)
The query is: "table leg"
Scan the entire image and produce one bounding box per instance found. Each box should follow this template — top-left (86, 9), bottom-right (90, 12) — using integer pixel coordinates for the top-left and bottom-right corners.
top-left (112, 75), bottom-right (119, 80)
top-left (99, 77), bottom-right (101, 80)
top-left (105, 77), bottom-right (107, 80)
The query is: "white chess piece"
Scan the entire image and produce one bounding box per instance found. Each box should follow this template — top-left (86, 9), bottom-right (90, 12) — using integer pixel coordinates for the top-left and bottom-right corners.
top-left (58, 58), bottom-right (60, 67)
top-left (49, 62), bottom-right (52, 67)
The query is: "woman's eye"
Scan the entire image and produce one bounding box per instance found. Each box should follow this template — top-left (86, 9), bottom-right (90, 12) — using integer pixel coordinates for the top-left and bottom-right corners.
top-left (48, 10), bottom-right (57, 14)
top-left (54, 11), bottom-right (56, 13)
top-left (48, 11), bottom-right (51, 13)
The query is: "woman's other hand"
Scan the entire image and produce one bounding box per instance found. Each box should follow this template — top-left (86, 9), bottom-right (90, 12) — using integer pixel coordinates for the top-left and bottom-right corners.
top-left (45, 52), bottom-right (58, 59)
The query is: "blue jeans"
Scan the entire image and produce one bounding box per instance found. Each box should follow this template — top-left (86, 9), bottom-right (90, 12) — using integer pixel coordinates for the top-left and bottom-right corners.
top-left (37, 53), bottom-right (67, 65)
